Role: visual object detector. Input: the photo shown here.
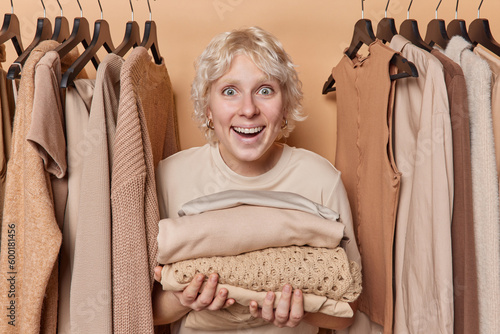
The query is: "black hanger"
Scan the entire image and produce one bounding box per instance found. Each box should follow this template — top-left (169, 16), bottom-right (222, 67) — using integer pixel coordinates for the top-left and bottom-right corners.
top-left (54, 0), bottom-right (98, 69)
top-left (141, 0), bottom-right (163, 64)
top-left (468, 0), bottom-right (500, 56)
top-left (399, 0), bottom-right (433, 52)
top-left (424, 0), bottom-right (450, 48)
top-left (51, 0), bottom-right (70, 43)
top-left (113, 0), bottom-right (141, 56)
top-left (322, 0), bottom-right (418, 94)
top-left (376, 0), bottom-right (397, 44)
top-left (0, 0), bottom-right (24, 56)
top-left (0, 14), bottom-right (23, 56)
top-left (52, 16), bottom-right (70, 43)
top-left (447, 0), bottom-right (471, 42)
top-left (61, 0), bottom-right (115, 88)
top-left (7, 0), bottom-right (52, 80)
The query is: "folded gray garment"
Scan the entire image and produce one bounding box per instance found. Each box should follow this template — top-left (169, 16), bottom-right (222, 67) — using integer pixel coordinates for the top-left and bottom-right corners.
top-left (157, 205), bottom-right (346, 264)
top-left (178, 189), bottom-right (340, 221)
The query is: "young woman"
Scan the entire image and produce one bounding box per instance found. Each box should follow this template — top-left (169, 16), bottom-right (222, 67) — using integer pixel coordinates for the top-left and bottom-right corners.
top-left (152, 26), bottom-right (360, 333)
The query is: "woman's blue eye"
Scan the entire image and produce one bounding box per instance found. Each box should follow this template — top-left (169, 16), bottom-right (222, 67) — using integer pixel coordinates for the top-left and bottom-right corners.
top-left (259, 87), bottom-right (273, 95)
top-left (223, 88), bottom-right (236, 96)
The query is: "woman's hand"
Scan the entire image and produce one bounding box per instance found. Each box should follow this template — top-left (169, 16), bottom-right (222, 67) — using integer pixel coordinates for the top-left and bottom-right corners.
top-left (153, 266), bottom-right (234, 314)
top-left (249, 284), bottom-right (305, 328)
top-left (174, 272), bottom-right (235, 311)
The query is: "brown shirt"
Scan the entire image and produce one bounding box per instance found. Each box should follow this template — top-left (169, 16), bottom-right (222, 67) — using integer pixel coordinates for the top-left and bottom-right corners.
top-left (431, 48), bottom-right (479, 334)
top-left (333, 39), bottom-right (400, 333)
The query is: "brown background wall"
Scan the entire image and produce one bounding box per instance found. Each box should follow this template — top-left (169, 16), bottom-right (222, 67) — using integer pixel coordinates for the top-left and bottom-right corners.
top-left (2, 0), bottom-right (499, 164)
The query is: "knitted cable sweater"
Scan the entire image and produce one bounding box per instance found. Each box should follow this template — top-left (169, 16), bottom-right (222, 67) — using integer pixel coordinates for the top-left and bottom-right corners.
top-left (111, 47), bottom-right (179, 334)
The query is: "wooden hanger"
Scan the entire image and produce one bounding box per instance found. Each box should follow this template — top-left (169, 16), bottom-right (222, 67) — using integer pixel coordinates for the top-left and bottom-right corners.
top-left (468, 0), bottom-right (500, 56)
top-left (323, 0), bottom-right (418, 94)
top-left (0, 1), bottom-right (24, 56)
top-left (447, 0), bottom-right (472, 42)
top-left (113, 0), bottom-right (141, 56)
top-left (399, 0), bottom-right (433, 52)
top-left (54, 0), bottom-right (97, 69)
top-left (51, 0), bottom-right (70, 43)
top-left (7, 0), bottom-right (52, 80)
top-left (424, 0), bottom-right (450, 48)
top-left (61, 0), bottom-right (115, 88)
top-left (141, 0), bottom-right (163, 64)
top-left (376, 0), bottom-right (397, 44)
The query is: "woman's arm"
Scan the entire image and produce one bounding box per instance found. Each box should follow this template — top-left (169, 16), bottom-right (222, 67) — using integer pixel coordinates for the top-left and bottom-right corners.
top-left (152, 266), bottom-right (235, 325)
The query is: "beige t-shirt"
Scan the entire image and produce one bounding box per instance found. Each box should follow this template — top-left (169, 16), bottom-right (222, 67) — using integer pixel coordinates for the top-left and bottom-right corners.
top-left (156, 143), bottom-right (360, 334)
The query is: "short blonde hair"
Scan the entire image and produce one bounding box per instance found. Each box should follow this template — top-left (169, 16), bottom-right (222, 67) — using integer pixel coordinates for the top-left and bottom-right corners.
top-left (191, 26), bottom-right (305, 143)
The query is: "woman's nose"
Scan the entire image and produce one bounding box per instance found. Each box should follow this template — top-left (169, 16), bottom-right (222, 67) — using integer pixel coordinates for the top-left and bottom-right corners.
top-left (239, 94), bottom-right (259, 117)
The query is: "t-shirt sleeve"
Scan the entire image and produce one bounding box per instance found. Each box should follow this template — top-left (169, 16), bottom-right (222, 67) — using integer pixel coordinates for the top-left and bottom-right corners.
top-left (27, 54), bottom-right (67, 178)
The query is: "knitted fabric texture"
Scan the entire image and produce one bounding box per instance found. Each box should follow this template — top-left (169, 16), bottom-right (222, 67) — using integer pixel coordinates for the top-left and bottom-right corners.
top-left (111, 47), bottom-right (179, 334)
top-left (172, 246), bottom-right (362, 302)
top-left (0, 40), bottom-right (61, 334)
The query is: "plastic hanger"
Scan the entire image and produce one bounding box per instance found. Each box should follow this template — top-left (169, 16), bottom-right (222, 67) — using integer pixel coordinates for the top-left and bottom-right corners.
top-left (447, 0), bottom-right (472, 42)
top-left (399, 0), bottom-right (433, 52)
top-left (376, 0), bottom-right (397, 44)
top-left (7, 0), bottom-right (52, 79)
top-left (54, 0), bottom-right (98, 69)
top-left (0, 0), bottom-right (24, 56)
top-left (468, 0), bottom-right (500, 56)
top-left (424, 0), bottom-right (450, 48)
top-left (51, 0), bottom-right (70, 42)
top-left (323, 0), bottom-right (418, 94)
top-left (141, 0), bottom-right (163, 64)
top-left (113, 0), bottom-right (141, 56)
top-left (61, 0), bottom-right (115, 88)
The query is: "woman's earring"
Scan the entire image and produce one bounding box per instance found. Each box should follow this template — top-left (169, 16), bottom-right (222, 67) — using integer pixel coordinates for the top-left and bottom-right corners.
top-left (281, 118), bottom-right (288, 130)
top-left (206, 119), bottom-right (215, 130)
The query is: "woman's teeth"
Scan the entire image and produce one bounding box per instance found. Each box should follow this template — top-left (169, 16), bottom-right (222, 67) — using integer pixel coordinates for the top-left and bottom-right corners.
top-left (233, 126), bottom-right (263, 134)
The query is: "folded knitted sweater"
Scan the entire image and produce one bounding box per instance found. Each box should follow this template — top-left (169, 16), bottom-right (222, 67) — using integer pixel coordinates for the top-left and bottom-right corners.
top-left (169, 245), bottom-right (361, 302)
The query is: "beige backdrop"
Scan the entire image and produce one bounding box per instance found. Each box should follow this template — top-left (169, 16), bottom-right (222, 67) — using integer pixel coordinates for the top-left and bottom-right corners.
top-left (2, 0), bottom-right (499, 163)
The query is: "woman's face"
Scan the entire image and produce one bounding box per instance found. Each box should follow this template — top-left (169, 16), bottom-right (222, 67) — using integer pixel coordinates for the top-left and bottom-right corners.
top-left (207, 54), bottom-right (286, 176)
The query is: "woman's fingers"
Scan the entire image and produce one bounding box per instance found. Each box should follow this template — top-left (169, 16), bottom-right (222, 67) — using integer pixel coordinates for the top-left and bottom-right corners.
top-left (206, 288), bottom-right (233, 310)
top-left (274, 285), bottom-right (293, 326)
top-left (249, 286), bottom-right (305, 328)
top-left (288, 289), bottom-right (304, 326)
top-left (179, 274), bottom-right (205, 307)
top-left (154, 266), bottom-right (163, 282)
top-left (260, 291), bottom-right (276, 322)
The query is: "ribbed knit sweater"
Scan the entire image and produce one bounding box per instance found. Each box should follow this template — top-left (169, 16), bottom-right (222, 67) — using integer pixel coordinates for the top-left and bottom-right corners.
top-left (111, 47), bottom-right (179, 334)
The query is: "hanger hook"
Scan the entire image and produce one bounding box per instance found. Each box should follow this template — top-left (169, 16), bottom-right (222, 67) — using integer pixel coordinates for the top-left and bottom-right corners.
top-left (385, 0), bottom-right (391, 18)
top-left (10, 0), bottom-right (13, 13)
top-left (41, 0), bottom-right (46, 17)
top-left (360, 0), bottom-right (365, 19)
top-left (129, 0), bottom-right (134, 21)
top-left (477, 0), bottom-right (484, 18)
top-left (56, 0), bottom-right (63, 16)
top-left (435, 0), bottom-right (442, 19)
top-left (146, 0), bottom-right (152, 21)
top-left (97, 0), bottom-right (103, 19)
top-left (455, 0), bottom-right (459, 19)
top-left (76, 0), bottom-right (83, 17)
top-left (407, 0), bottom-right (413, 19)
